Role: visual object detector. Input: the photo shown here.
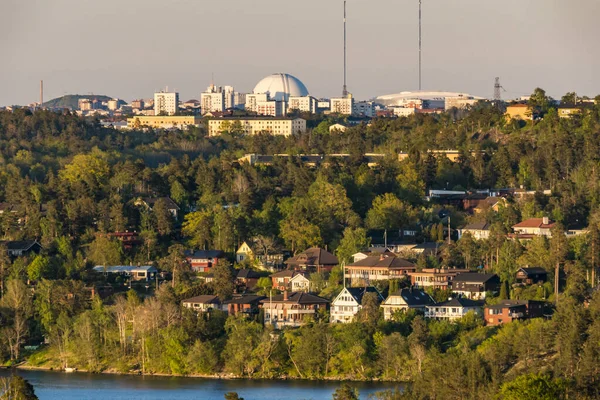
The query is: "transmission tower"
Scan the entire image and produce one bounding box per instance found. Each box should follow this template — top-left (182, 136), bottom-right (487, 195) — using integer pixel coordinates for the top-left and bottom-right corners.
top-left (494, 77), bottom-right (502, 101)
top-left (419, 0), bottom-right (422, 90)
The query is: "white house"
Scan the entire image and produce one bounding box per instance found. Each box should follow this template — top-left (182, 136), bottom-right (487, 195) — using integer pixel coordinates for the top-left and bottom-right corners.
top-left (289, 273), bottom-right (310, 292)
top-left (458, 222), bottom-right (491, 240)
top-left (425, 298), bottom-right (483, 321)
top-left (182, 295), bottom-right (225, 313)
top-left (330, 287), bottom-right (384, 323)
top-left (381, 288), bottom-right (434, 320)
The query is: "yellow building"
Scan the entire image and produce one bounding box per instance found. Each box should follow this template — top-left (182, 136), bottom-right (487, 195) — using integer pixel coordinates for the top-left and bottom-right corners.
top-left (398, 150), bottom-right (481, 162)
top-left (557, 107), bottom-right (582, 118)
top-left (127, 116), bottom-right (202, 130)
top-left (208, 117), bottom-right (306, 136)
top-left (505, 104), bottom-right (533, 121)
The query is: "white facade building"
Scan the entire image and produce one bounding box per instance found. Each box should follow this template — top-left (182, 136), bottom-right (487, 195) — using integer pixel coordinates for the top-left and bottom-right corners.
top-left (245, 93), bottom-right (269, 113)
top-left (289, 274), bottom-right (310, 292)
top-left (154, 91), bottom-right (179, 116)
top-left (330, 287), bottom-right (383, 323)
top-left (330, 94), bottom-right (354, 115)
top-left (201, 84), bottom-right (225, 115)
top-left (256, 100), bottom-right (286, 117)
top-left (288, 96), bottom-right (318, 114)
top-left (353, 101), bottom-right (375, 117)
top-left (425, 298), bottom-right (483, 321)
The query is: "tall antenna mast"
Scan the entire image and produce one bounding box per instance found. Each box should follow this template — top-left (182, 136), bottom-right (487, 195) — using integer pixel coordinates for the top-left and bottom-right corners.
top-left (40, 80), bottom-right (43, 109)
top-left (419, 0), bottom-right (422, 91)
top-left (342, 0), bottom-right (348, 97)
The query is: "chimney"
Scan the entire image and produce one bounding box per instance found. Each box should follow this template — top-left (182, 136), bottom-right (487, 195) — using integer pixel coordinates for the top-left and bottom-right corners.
top-left (543, 217), bottom-right (549, 225)
top-left (283, 290), bottom-right (288, 301)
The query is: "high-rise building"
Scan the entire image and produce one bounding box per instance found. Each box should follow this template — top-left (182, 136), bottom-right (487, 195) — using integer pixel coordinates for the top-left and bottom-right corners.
top-left (107, 99), bottom-right (119, 111)
top-left (353, 101), bottom-right (375, 117)
top-left (288, 96), bottom-right (318, 114)
top-left (200, 84), bottom-right (225, 114)
top-left (330, 93), bottom-right (354, 115)
top-left (154, 91), bottom-right (179, 116)
top-left (256, 100), bottom-right (286, 117)
top-left (245, 93), bottom-right (269, 113)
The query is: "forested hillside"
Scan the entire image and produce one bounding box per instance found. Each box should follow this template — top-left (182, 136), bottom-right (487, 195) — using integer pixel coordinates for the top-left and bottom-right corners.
top-left (1, 91), bottom-right (600, 399)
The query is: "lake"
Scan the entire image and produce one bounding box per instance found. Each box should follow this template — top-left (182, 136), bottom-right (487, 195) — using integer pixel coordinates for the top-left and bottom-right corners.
top-left (0, 370), bottom-right (402, 400)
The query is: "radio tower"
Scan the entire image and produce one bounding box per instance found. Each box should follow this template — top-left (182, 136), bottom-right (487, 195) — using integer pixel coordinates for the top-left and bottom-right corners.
top-left (494, 77), bottom-right (502, 101)
top-left (342, 1), bottom-right (348, 96)
top-left (419, 0), bottom-right (422, 91)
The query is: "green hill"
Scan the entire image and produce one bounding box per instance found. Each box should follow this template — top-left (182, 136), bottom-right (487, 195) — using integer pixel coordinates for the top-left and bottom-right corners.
top-left (43, 94), bottom-right (117, 110)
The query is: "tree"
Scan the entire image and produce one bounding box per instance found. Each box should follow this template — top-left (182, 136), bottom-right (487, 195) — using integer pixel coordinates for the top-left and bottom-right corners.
top-left (279, 217), bottom-right (322, 254)
top-left (498, 373), bottom-right (566, 400)
top-left (0, 376), bottom-right (38, 400)
top-left (212, 260), bottom-right (234, 300)
top-left (88, 234), bottom-right (123, 271)
top-left (182, 210), bottom-right (213, 250)
top-left (355, 291), bottom-right (382, 329)
top-left (332, 384), bottom-right (359, 400)
top-left (159, 244), bottom-right (188, 288)
top-left (366, 194), bottom-right (412, 237)
top-left (336, 227), bottom-right (371, 265)
top-left (154, 198), bottom-right (174, 236)
top-left (1, 280), bottom-right (33, 360)
top-left (256, 277), bottom-right (272, 296)
top-left (26, 255), bottom-right (51, 282)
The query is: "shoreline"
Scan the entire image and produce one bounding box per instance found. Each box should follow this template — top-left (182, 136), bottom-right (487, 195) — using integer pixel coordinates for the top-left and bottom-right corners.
top-left (14, 364), bottom-right (406, 384)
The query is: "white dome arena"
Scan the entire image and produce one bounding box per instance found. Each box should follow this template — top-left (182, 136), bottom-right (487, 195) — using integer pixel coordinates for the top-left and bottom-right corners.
top-left (253, 73), bottom-right (309, 101)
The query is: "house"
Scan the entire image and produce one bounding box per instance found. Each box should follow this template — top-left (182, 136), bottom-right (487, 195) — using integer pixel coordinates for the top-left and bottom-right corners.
top-left (344, 255), bottom-right (416, 286)
top-left (515, 267), bottom-right (548, 285)
top-left (381, 288), bottom-right (435, 320)
top-left (92, 265), bottom-right (158, 282)
top-left (108, 232), bottom-right (142, 249)
top-left (185, 250), bottom-right (225, 273)
top-left (451, 273), bottom-right (500, 300)
top-left (285, 247), bottom-right (338, 273)
top-left (289, 273), bottom-right (311, 292)
top-left (458, 222), bottom-right (491, 240)
top-left (484, 300), bottom-right (546, 326)
top-left (182, 295), bottom-right (225, 313)
top-left (511, 217), bottom-right (554, 239)
top-left (235, 269), bottom-right (261, 290)
top-left (425, 298), bottom-right (484, 321)
top-left (235, 241), bottom-right (288, 270)
top-left (474, 197), bottom-right (507, 214)
top-left (505, 104), bottom-right (533, 121)
top-left (408, 268), bottom-right (470, 290)
top-left (135, 197), bottom-right (180, 219)
top-left (352, 247), bottom-right (394, 263)
top-left (410, 242), bottom-right (443, 257)
top-left (270, 270), bottom-right (305, 291)
top-left (461, 193), bottom-right (489, 213)
top-left (261, 291), bottom-right (329, 328)
top-left (330, 287), bottom-right (384, 323)
top-left (0, 240), bottom-right (42, 257)
top-left (222, 294), bottom-right (266, 317)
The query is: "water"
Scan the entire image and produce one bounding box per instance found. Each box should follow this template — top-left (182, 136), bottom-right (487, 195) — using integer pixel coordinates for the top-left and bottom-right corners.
top-left (0, 370), bottom-right (401, 400)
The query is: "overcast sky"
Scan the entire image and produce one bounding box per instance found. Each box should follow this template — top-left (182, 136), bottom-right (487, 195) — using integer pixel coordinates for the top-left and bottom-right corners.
top-left (1, 0), bottom-right (599, 106)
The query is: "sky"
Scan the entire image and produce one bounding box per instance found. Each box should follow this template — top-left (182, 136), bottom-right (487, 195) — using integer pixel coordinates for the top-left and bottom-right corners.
top-left (1, 0), bottom-right (599, 106)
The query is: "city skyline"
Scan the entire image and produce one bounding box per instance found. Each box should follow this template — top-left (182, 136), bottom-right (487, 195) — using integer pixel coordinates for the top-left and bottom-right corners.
top-left (2, 0), bottom-right (599, 106)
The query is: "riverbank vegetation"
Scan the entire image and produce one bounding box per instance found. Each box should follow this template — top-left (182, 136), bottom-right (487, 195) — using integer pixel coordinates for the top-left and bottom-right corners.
top-left (0, 92), bottom-right (600, 398)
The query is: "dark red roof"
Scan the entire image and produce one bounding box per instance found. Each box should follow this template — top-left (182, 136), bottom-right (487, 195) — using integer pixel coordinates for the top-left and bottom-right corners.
top-left (285, 248), bottom-right (338, 266)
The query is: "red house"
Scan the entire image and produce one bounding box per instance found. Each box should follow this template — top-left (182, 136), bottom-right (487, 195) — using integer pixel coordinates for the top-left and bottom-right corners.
top-left (185, 250), bottom-right (225, 273)
top-left (484, 300), bottom-right (546, 326)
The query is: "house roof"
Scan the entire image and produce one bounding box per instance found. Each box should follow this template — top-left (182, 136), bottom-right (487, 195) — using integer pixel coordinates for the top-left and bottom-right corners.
top-left (341, 287), bottom-right (384, 304)
top-left (141, 197), bottom-right (180, 210)
top-left (93, 265), bottom-right (158, 273)
top-left (461, 221), bottom-right (490, 231)
top-left (386, 288), bottom-right (434, 306)
top-left (182, 295), bottom-right (221, 305)
top-left (452, 272), bottom-right (498, 284)
top-left (285, 248), bottom-right (338, 266)
top-left (474, 196), bottom-right (504, 210)
top-left (223, 295), bottom-right (266, 305)
top-left (270, 269), bottom-right (303, 278)
top-left (346, 255), bottom-right (415, 269)
top-left (236, 269), bottom-right (261, 279)
top-left (0, 240), bottom-right (41, 252)
top-left (185, 250), bottom-right (225, 259)
top-left (486, 299), bottom-right (545, 310)
top-left (518, 267), bottom-right (548, 275)
top-left (513, 218), bottom-right (554, 229)
top-left (433, 297), bottom-right (484, 307)
top-left (260, 292), bottom-right (329, 305)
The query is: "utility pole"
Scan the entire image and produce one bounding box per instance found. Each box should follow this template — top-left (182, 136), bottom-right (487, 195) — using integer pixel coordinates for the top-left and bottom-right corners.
top-left (554, 261), bottom-right (560, 304)
top-left (447, 215), bottom-right (451, 244)
top-left (418, 0), bottom-right (422, 91)
top-left (342, 0), bottom-right (348, 96)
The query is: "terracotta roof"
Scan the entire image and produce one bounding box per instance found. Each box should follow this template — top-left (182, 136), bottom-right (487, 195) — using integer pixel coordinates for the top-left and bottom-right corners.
top-left (513, 218), bottom-right (554, 229)
top-left (347, 255), bottom-right (415, 269)
top-left (285, 248), bottom-right (338, 266)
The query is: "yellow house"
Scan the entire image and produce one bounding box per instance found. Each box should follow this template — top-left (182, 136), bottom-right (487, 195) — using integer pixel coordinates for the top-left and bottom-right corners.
top-left (127, 116), bottom-right (202, 129)
top-left (505, 104), bottom-right (533, 121)
top-left (236, 241), bottom-right (255, 263)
